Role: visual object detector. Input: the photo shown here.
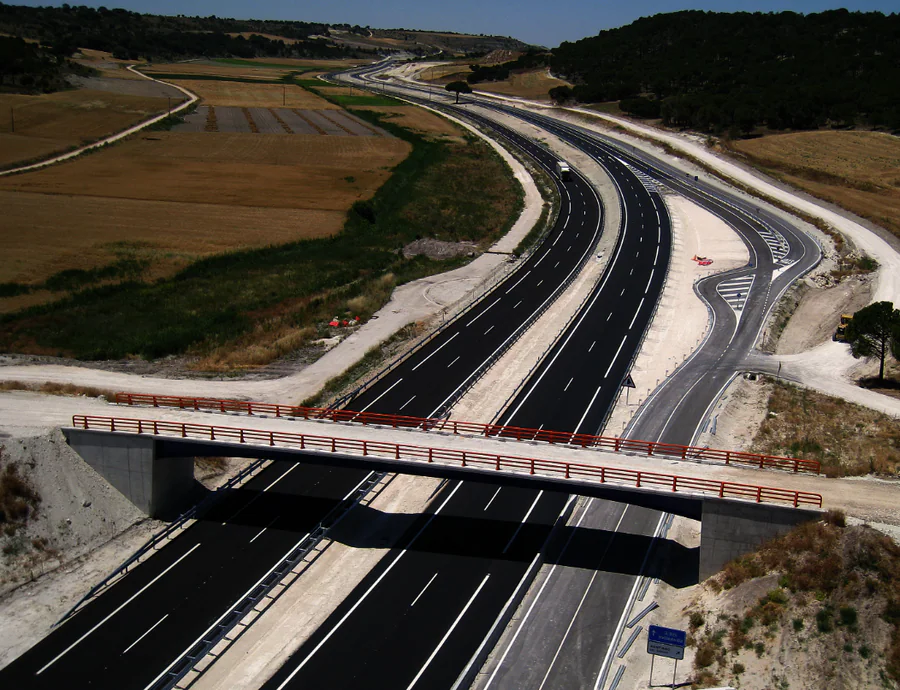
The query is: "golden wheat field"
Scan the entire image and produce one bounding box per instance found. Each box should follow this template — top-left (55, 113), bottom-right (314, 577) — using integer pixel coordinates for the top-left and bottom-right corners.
top-left (142, 62), bottom-right (292, 81)
top-left (353, 105), bottom-right (466, 141)
top-left (0, 90), bottom-right (171, 167)
top-left (0, 132), bottom-right (411, 301)
top-left (475, 69), bottom-right (572, 101)
top-left (732, 131), bottom-right (900, 238)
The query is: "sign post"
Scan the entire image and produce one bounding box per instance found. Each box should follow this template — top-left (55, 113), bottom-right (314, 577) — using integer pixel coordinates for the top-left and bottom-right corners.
top-left (646, 625), bottom-right (686, 688)
top-left (622, 373), bottom-right (636, 405)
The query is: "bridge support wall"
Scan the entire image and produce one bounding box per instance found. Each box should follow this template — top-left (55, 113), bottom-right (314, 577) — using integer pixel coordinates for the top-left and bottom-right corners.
top-left (699, 498), bottom-right (819, 580)
top-left (63, 429), bottom-right (194, 518)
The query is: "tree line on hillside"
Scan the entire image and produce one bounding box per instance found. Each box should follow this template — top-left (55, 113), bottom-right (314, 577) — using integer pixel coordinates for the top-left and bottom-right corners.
top-left (0, 35), bottom-right (95, 92)
top-left (0, 3), bottom-right (365, 63)
top-left (549, 10), bottom-right (900, 134)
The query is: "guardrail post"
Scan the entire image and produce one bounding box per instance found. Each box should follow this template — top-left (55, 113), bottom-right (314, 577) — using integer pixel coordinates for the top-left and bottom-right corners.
top-left (672, 476), bottom-right (677, 492)
top-left (427, 448), bottom-right (432, 463)
top-left (530, 458), bottom-right (535, 475)
top-left (636, 472), bottom-right (641, 488)
top-left (153, 396), bottom-right (158, 408)
top-left (719, 483), bottom-right (724, 498)
top-left (110, 418), bottom-right (116, 432)
top-left (681, 447), bottom-right (687, 459)
top-left (647, 442), bottom-right (653, 457)
top-left (137, 420), bottom-right (143, 434)
top-left (248, 403), bottom-right (253, 416)
top-left (462, 452), bottom-right (467, 467)
top-left (300, 435), bottom-right (305, 450)
top-left (725, 451), bottom-right (731, 466)
top-left (614, 438), bottom-right (620, 452)
top-left (395, 444), bottom-right (400, 460)
top-left (565, 464), bottom-right (570, 479)
top-left (211, 427), bottom-right (215, 441)
top-left (794, 493), bottom-right (799, 507)
top-left (182, 423), bottom-right (187, 438)
top-left (495, 456), bottom-right (500, 470)
top-left (331, 438), bottom-right (336, 453)
top-left (240, 429), bottom-right (245, 443)
top-left (153, 421), bottom-right (158, 435)
top-left (193, 399), bottom-right (198, 411)
top-left (270, 432), bottom-right (275, 447)
top-left (756, 487), bottom-right (762, 503)
top-left (220, 401), bottom-right (225, 413)
top-left (601, 467), bottom-right (605, 483)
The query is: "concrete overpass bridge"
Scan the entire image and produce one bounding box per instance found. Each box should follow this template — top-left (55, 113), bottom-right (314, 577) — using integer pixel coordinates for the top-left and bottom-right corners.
top-left (66, 411), bottom-right (823, 580)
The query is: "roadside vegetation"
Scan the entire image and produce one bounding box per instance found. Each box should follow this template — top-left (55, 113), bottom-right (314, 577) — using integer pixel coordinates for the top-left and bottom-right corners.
top-left (687, 513), bottom-right (900, 689)
top-left (0, 100), bottom-right (523, 370)
top-left (749, 378), bottom-right (900, 477)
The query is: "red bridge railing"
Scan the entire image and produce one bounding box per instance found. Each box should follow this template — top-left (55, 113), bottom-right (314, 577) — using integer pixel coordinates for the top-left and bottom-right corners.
top-left (114, 392), bottom-right (821, 475)
top-left (73, 414), bottom-right (823, 509)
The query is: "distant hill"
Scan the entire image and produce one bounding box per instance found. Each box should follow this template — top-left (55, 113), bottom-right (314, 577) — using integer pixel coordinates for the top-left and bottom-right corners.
top-left (0, 4), bottom-right (531, 68)
top-left (551, 10), bottom-right (900, 133)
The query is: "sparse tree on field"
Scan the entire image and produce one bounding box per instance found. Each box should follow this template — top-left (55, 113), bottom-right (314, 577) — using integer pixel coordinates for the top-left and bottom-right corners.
top-left (445, 81), bottom-right (472, 104)
top-left (844, 301), bottom-right (900, 382)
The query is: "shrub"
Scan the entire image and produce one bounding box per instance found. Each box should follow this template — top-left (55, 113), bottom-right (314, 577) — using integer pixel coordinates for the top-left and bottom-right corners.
top-left (689, 611), bottom-right (705, 630)
top-left (860, 645), bottom-right (872, 659)
top-left (732, 662), bottom-right (745, 675)
top-left (817, 608), bottom-right (834, 633)
top-left (793, 617), bottom-right (805, 632)
top-left (695, 639), bottom-right (718, 668)
top-left (824, 509), bottom-right (847, 528)
top-left (839, 606), bottom-right (858, 627)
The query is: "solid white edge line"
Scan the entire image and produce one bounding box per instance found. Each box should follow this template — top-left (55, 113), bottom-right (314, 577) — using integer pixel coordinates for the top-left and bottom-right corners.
top-left (628, 297), bottom-right (645, 330)
top-left (223, 461), bottom-right (299, 525)
top-left (410, 573), bottom-right (439, 608)
top-left (38, 543), bottom-right (201, 675)
top-left (536, 506), bottom-right (629, 690)
top-left (603, 336), bottom-right (628, 379)
top-left (406, 574), bottom-right (491, 690)
top-left (122, 614), bottom-right (169, 655)
top-left (467, 297), bottom-right (503, 325)
top-left (359, 377), bottom-right (404, 413)
top-left (274, 481), bottom-right (464, 690)
top-left (482, 496), bottom-right (587, 689)
top-left (412, 332), bottom-right (459, 371)
top-left (593, 512), bottom-right (666, 690)
top-left (502, 491), bottom-right (544, 554)
top-left (484, 486), bottom-right (502, 511)
top-left (144, 470), bottom-right (376, 690)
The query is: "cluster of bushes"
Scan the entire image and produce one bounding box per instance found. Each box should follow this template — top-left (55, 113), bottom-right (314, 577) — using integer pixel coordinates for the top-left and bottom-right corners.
top-left (0, 35), bottom-right (95, 93)
top-left (550, 10), bottom-right (900, 133)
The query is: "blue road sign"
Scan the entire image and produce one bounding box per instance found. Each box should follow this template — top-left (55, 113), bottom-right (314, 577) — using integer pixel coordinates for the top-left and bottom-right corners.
top-left (648, 625), bottom-right (686, 647)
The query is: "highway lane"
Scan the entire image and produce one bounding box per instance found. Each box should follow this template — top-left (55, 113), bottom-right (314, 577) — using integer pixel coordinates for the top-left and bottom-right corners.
top-left (256, 66), bottom-right (674, 690)
top-left (0, 461), bottom-right (372, 690)
top-left (262, 482), bottom-right (570, 690)
top-left (345, 117), bottom-right (603, 418)
top-left (0, 75), bottom-right (615, 690)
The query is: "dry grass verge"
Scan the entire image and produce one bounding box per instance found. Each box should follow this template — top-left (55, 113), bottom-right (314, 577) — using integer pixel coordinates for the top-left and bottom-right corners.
top-left (688, 516), bottom-right (900, 689)
top-left (728, 131), bottom-right (900, 242)
top-left (0, 380), bottom-right (115, 399)
top-left (750, 378), bottom-right (900, 477)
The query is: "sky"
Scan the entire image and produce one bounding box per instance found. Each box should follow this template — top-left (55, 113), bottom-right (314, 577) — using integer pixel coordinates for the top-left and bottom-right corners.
top-left (15, 0), bottom-right (898, 47)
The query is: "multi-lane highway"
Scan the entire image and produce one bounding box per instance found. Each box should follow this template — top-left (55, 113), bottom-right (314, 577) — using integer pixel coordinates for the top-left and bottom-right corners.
top-left (339, 63), bottom-right (819, 689)
top-left (1, 64), bottom-right (670, 690)
top-left (253, 65), bottom-right (675, 690)
top-left (1, 57), bottom-right (818, 690)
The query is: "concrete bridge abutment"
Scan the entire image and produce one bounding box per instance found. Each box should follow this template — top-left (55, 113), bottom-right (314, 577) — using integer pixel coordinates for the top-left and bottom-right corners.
top-left (63, 429), bottom-right (195, 518)
top-left (699, 498), bottom-right (820, 580)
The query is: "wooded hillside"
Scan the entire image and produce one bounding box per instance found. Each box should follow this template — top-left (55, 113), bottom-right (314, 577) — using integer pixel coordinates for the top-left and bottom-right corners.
top-left (551, 10), bottom-right (900, 133)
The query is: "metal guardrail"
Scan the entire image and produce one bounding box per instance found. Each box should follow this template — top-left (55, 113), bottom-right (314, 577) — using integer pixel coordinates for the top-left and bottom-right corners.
top-left (55, 457), bottom-right (266, 627)
top-left (113, 393), bottom-right (821, 475)
top-left (72, 415), bottom-right (823, 509)
top-left (148, 470), bottom-right (387, 690)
